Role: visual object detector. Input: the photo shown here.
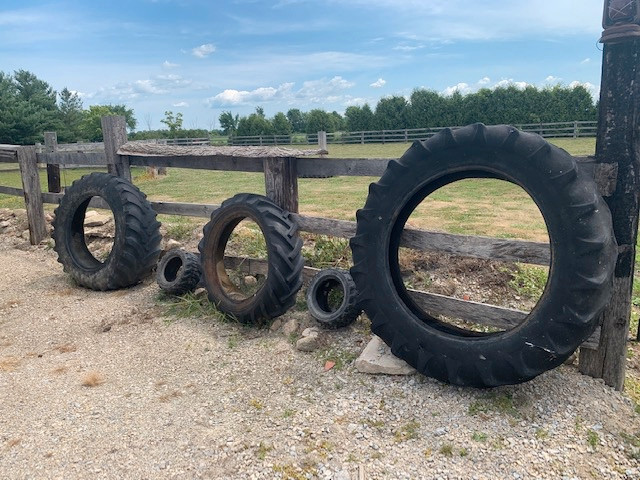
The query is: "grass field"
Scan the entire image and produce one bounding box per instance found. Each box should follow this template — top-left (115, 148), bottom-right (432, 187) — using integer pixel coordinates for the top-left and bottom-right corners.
top-left (0, 137), bottom-right (595, 243)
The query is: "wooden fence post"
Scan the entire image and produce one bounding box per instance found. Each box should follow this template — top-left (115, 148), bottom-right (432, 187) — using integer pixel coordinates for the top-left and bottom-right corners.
top-left (318, 131), bottom-right (327, 151)
top-left (17, 146), bottom-right (47, 244)
top-left (264, 157), bottom-right (298, 213)
top-left (579, 38), bottom-right (640, 390)
top-left (101, 116), bottom-right (130, 181)
top-left (44, 132), bottom-right (61, 193)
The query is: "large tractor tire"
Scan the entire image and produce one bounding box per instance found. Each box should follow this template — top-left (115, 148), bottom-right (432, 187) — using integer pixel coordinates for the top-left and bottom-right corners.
top-left (350, 123), bottom-right (617, 387)
top-left (52, 173), bottom-right (162, 290)
top-left (198, 193), bottom-right (304, 325)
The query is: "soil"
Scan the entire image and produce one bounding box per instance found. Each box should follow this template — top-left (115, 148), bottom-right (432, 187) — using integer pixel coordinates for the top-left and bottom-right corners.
top-left (1, 208), bottom-right (640, 480)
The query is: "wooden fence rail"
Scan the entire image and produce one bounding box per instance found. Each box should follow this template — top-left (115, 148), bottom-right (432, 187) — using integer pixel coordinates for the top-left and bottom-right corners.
top-left (0, 116), bottom-right (627, 387)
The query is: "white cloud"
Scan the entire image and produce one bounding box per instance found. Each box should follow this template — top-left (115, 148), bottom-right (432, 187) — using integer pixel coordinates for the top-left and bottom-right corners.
top-left (370, 78), bottom-right (386, 88)
top-left (172, 101), bottom-right (189, 107)
top-left (442, 82), bottom-right (471, 96)
top-left (191, 43), bottom-right (216, 58)
top-left (544, 75), bottom-right (562, 83)
top-left (163, 60), bottom-right (179, 68)
top-left (478, 77), bottom-right (491, 85)
top-left (393, 44), bottom-right (424, 51)
top-left (569, 80), bottom-right (599, 99)
top-left (206, 76), bottom-right (356, 107)
top-left (581, 58), bottom-right (592, 65)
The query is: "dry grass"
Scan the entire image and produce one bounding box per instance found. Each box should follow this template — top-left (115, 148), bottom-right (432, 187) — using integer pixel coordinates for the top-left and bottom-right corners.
top-left (50, 365), bottom-right (68, 375)
top-left (81, 371), bottom-right (105, 387)
top-left (56, 344), bottom-right (77, 354)
top-left (5, 438), bottom-right (21, 449)
top-left (0, 356), bottom-right (20, 372)
top-left (158, 390), bottom-right (182, 403)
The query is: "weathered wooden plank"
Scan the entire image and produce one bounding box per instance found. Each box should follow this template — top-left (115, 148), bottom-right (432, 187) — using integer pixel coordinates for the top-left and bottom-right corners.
top-left (44, 132), bottom-right (61, 193)
top-left (579, 37), bottom-right (640, 390)
top-left (37, 151), bottom-right (108, 166)
top-left (127, 154), bottom-right (265, 172)
top-left (0, 185), bottom-right (23, 196)
top-left (222, 255), bottom-right (599, 349)
top-left (0, 148), bottom-right (18, 163)
top-left (150, 201), bottom-right (220, 218)
top-left (102, 116), bottom-right (130, 181)
top-left (16, 146), bottom-right (47, 244)
top-left (297, 157), bottom-right (389, 177)
top-left (264, 157), bottom-right (298, 212)
top-left (293, 214), bottom-right (550, 265)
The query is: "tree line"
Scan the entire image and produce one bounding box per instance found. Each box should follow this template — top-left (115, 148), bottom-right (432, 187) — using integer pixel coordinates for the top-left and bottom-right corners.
top-left (222, 85), bottom-right (597, 137)
top-left (0, 69), bottom-right (597, 145)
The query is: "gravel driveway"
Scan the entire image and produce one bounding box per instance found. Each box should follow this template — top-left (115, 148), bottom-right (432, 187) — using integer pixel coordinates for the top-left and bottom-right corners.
top-left (1, 214), bottom-right (639, 480)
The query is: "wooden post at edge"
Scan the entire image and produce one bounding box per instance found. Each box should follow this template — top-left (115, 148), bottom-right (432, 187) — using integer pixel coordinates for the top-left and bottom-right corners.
top-left (264, 156), bottom-right (299, 213)
top-left (101, 115), bottom-right (131, 181)
top-left (17, 146), bottom-right (47, 244)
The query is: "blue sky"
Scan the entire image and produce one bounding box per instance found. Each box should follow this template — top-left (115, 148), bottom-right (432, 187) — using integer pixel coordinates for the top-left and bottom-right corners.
top-left (1, 0), bottom-right (604, 130)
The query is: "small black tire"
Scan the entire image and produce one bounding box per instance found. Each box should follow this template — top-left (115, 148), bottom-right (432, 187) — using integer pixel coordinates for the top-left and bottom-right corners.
top-left (350, 123), bottom-right (617, 387)
top-left (198, 193), bottom-right (304, 325)
top-left (156, 249), bottom-right (202, 296)
top-left (306, 269), bottom-right (360, 329)
top-left (52, 173), bottom-right (162, 290)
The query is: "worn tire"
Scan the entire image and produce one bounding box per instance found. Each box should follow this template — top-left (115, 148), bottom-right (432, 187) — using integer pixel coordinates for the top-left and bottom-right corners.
top-left (198, 193), bottom-right (304, 325)
top-left (157, 249), bottom-right (201, 295)
top-left (350, 123), bottom-right (617, 387)
top-left (306, 269), bottom-right (360, 329)
top-left (52, 173), bottom-right (162, 290)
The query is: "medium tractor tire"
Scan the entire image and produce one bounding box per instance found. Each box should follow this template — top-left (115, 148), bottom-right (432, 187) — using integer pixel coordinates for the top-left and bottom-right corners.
top-left (306, 269), bottom-right (360, 329)
top-left (157, 249), bottom-right (201, 295)
top-left (349, 123), bottom-right (617, 387)
top-left (198, 193), bottom-right (304, 325)
top-left (52, 173), bottom-right (162, 290)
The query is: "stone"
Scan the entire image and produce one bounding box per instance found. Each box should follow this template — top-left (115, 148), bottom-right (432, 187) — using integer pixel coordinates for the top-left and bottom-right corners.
top-left (355, 335), bottom-right (417, 375)
top-left (296, 335), bottom-right (320, 352)
top-left (269, 318), bottom-right (283, 332)
top-left (164, 239), bottom-right (182, 251)
top-left (84, 212), bottom-right (112, 227)
top-left (244, 275), bottom-right (258, 286)
top-left (193, 287), bottom-right (208, 300)
top-left (0, 220), bottom-right (10, 229)
top-left (282, 318), bottom-right (299, 336)
top-left (21, 229), bottom-right (30, 240)
top-left (301, 327), bottom-right (319, 338)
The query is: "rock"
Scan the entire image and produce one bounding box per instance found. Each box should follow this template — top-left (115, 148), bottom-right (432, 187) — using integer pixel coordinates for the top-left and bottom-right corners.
top-left (193, 287), bottom-right (208, 300)
top-left (355, 335), bottom-right (417, 375)
top-left (244, 275), bottom-right (258, 286)
top-left (44, 213), bottom-right (54, 223)
top-left (301, 327), bottom-right (319, 338)
top-left (296, 335), bottom-right (320, 352)
top-left (84, 212), bottom-right (112, 227)
top-left (282, 318), bottom-right (299, 336)
top-left (0, 220), bottom-right (10, 229)
top-left (164, 239), bottom-right (182, 251)
top-left (269, 318), bottom-right (283, 332)
top-left (21, 229), bottom-right (31, 240)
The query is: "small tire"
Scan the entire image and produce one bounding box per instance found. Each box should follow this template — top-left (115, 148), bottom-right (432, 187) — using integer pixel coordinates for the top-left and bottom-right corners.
top-left (157, 249), bottom-right (201, 296)
top-left (350, 123), bottom-right (617, 387)
top-left (198, 193), bottom-right (304, 325)
top-left (306, 269), bottom-right (360, 329)
top-left (52, 173), bottom-right (162, 290)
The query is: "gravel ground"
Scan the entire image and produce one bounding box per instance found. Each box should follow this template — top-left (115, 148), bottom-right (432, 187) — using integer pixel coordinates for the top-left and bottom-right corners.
top-left (1, 210), bottom-right (640, 480)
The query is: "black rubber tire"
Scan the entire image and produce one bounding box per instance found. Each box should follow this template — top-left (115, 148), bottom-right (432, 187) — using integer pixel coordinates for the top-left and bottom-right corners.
top-left (157, 249), bottom-right (202, 296)
top-left (198, 193), bottom-right (304, 325)
top-left (350, 123), bottom-right (617, 387)
top-left (306, 269), bottom-right (360, 329)
top-left (52, 173), bottom-right (162, 291)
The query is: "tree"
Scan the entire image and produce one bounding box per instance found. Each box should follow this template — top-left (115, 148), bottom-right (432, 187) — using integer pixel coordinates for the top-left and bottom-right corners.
top-left (160, 110), bottom-right (183, 137)
top-left (272, 112), bottom-right (292, 135)
top-left (286, 108), bottom-right (306, 133)
top-left (219, 111), bottom-right (239, 135)
top-left (57, 88), bottom-right (84, 143)
top-left (374, 96), bottom-right (409, 130)
top-left (345, 104), bottom-right (375, 131)
top-left (236, 112), bottom-right (273, 137)
top-left (80, 104), bottom-right (136, 142)
top-left (305, 109), bottom-right (333, 134)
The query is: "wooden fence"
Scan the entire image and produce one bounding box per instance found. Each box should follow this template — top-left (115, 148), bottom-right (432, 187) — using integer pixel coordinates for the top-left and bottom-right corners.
top-left (228, 121), bottom-right (597, 146)
top-left (0, 115), bottom-right (628, 389)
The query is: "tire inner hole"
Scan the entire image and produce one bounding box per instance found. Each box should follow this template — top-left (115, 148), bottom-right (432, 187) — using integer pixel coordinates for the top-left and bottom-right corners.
top-left (315, 278), bottom-right (346, 314)
top-left (164, 256), bottom-right (184, 283)
top-left (397, 178), bottom-right (550, 335)
top-left (82, 198), bottom-right (115, 264)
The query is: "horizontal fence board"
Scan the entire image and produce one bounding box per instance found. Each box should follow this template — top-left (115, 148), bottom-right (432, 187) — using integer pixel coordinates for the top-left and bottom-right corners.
top-left (223, 256), bottom-right (599, 349)
top-left (0, 185), bottom-right (23, 196)
top-left (37, 152), bottom-right (109, 166)
top-left (150, 201), bottom-right (219, 217)
top-left (297, 157), bottom-right (389, 177)
top-left (127, 154), bottom-right (265, 172)
top-left (294, 214), bottom-right (550, 265)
